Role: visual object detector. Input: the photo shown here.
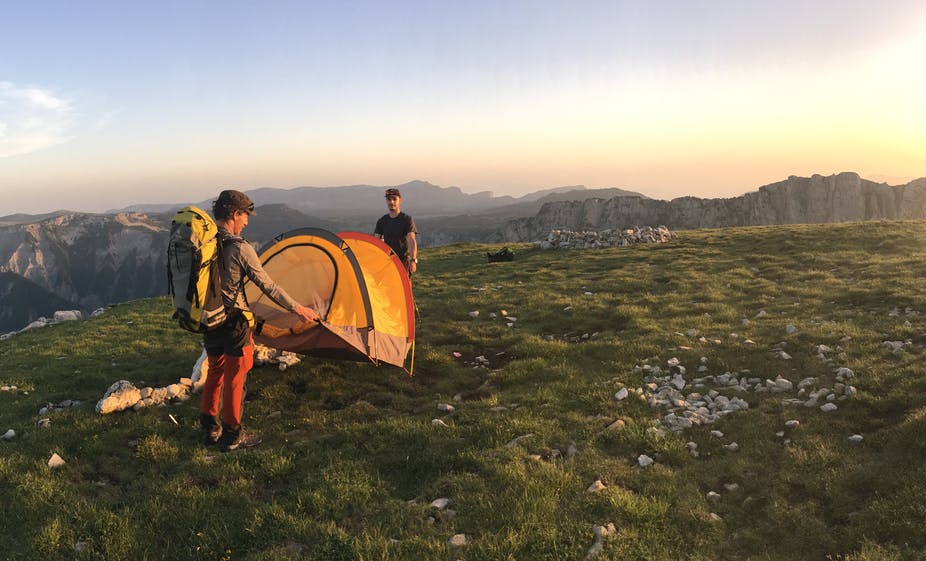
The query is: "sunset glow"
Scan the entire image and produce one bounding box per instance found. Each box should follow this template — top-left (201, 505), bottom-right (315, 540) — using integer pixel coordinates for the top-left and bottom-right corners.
top-left (1, 1), bottom-right (924, 213)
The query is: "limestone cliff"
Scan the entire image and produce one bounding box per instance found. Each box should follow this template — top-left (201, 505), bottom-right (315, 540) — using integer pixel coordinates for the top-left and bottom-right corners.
top-left (0, 212), bottom-right (169, 328)
top-left (499, 173), bottom-right (926, 242)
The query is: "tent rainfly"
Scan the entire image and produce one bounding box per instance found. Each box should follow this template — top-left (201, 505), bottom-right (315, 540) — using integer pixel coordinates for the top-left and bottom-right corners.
top-left (243, 229), bottom-right (415, 370)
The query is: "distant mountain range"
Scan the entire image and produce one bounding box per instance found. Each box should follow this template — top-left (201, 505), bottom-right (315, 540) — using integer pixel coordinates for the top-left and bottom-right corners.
top-left (114, 180), bottom-right (648, 220)
top-left (1, 173), bottom-right (924, 332)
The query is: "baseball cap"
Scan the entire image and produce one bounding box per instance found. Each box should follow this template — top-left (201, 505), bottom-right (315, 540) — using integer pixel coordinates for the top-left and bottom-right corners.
top-left (384, 188), bottom-right (401, 198)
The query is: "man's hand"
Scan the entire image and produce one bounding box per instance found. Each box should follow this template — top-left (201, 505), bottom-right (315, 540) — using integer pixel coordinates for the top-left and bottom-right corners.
top-left (294, 304), bottom-right (319, 323)
top-left (407, 259), bottom-right (417, 274)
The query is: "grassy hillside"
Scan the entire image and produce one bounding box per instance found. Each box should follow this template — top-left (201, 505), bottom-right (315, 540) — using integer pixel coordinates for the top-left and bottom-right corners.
top-left (2, 221), bottom-right (926, 561)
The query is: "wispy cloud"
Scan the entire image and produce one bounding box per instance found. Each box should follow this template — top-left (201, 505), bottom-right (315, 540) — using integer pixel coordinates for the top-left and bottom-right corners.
top-left (0, 81), bottom-right (73, 157)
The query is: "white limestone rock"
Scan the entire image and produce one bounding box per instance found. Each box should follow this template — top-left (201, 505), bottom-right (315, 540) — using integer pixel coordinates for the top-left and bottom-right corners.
top-left (637, 454), bottom-right (654, 467)
top-left (587, 479), bottom-right (606, 493)
top-left (437, 403), bottom-right (455, 413)
top-left (448, 534), bottom-right (470, 547)
top-left (848, 434), bottom-right (864, 443)
top-left (96, 380), bottom-right (141, 415)
top-left (53, 310), bottom-right (83, 322)
top-left (614, 388), bottom-right (629, 401)
top-left (430, 497), bottom-right (451, 509)
top-left (820, 403), bottom-right (838, 412)
top-left (2, 429), bottom-right (15, 440)
top-left (584, 522), bottom-right (617, 559)
top-left (606, 419), bottom-right (625, 431)
top-left (48, 453), bottom-right (66, 468)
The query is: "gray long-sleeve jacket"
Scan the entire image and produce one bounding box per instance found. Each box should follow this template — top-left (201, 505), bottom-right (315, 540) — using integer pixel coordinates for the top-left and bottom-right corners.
top-left (218, 227), bottom-right (299, 314)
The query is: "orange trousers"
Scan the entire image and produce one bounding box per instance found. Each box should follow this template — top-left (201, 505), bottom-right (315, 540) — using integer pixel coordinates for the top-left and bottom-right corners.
top-left (200, 342), bottom-right (254, 427)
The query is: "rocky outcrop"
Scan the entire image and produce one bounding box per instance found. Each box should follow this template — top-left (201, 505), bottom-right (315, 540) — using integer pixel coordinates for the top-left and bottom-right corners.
top-left (537, 227), bottom-right (672, 249)
top-left (500, 173), bottom-right (926, 242)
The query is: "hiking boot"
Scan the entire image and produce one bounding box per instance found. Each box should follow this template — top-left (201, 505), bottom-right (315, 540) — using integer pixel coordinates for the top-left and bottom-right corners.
top-left (219, 425), bottom-right (262, 452)
top-left (200, 414), bottom-right (222, 446)
top-left (203, 425), bottom-right (222, 445)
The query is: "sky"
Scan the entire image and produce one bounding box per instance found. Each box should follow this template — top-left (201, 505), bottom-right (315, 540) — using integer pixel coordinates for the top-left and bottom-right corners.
top-left (1, 0), bottom-right (925, 214)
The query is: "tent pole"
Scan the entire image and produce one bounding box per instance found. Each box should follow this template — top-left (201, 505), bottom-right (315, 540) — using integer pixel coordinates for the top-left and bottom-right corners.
top-left (408, 339), bottom-right (416, 377)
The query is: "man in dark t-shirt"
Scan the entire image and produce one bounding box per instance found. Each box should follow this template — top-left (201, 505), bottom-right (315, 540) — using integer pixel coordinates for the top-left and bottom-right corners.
top-left (374, 187), bottom-right (418, 276)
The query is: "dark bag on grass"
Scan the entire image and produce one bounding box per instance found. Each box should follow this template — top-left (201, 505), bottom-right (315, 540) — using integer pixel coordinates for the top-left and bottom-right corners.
top-left (487, 247), bottom-right (514, 263)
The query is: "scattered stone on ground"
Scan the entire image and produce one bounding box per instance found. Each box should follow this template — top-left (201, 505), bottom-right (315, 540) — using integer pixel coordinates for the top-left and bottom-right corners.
top-left (882, 340), bottom-right (912, 354)
top-left (621, 346), bottom-right (861, 434)
top-left (584, 522), bottom-right (617, 559)
top-left (848, 434), bottom-right (864, 443)
top-left (2, 429), bottom-right (15, 440)
top-left (48, 453), bottom-right (66, 468)
top-left (447, 534), bottom-right (470, 547)
top-left (38, 399), bottom-right (83, 416)
top-left (587, 479), bottom-right (606, 493)
top-left (430, 497), bottom-right (451, 509)
top-left (638, 454), bottom-right (654, 467)
top-left (437, 403), bottom-right (455, 413)
top-left (606, 419), bottom-right (625, 431)
top-left (686, 441), bottom-right (698, 457)
top-left (431, 418), bottom-right (450, 428)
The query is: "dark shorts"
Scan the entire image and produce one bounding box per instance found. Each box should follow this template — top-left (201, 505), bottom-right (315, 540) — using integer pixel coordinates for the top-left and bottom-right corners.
top-left (203, 312), bottom-right (253, 357)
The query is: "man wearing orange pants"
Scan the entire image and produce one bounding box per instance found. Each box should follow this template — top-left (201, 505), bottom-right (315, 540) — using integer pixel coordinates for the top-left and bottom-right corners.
top-left (201, 189), bottom-right (318, 452)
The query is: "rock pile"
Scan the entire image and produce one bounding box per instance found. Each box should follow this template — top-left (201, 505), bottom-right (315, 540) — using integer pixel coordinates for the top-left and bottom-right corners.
top-left (535, 226), bottom-right (672, 249)
top-left (96, 378), bottom-right (197, 414)
top-left (96, 344), bottom-right (304, 415)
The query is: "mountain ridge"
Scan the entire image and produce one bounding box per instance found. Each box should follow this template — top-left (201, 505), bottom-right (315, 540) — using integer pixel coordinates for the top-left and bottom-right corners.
top-left (2, 172), bottom-right (925, 332)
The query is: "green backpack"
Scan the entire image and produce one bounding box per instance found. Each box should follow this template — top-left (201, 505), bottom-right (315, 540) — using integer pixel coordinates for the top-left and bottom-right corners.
top-left (167, 206), bottom-right (227, 332)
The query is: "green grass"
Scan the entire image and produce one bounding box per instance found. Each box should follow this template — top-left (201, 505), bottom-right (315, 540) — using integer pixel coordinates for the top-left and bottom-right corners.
top-left (3, 221), bottom-right (926, 560)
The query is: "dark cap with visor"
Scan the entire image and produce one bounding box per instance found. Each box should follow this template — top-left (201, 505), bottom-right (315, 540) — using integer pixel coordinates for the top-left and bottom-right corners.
top-left (215, 190), bottom-right (255, 215)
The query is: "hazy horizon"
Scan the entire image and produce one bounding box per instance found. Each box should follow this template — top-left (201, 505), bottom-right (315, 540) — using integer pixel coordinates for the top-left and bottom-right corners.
top-left (2, 1), bottom-right (924, 215)
top-left (2, 172), bottom-right (924, 217)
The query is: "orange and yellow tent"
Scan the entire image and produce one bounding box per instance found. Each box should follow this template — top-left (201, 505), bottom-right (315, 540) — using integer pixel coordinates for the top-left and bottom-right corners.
top-left (243, 228), bottom-right (415, 370)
